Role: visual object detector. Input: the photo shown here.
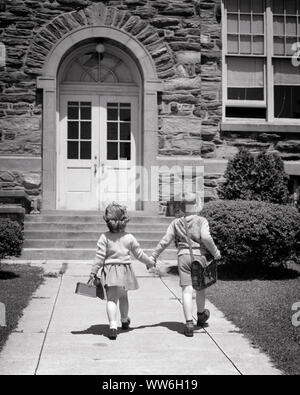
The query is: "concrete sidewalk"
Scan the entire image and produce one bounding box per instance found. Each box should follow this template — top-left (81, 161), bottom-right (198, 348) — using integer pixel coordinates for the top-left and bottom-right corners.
top-left (0, 261), bottom-right (281, 375)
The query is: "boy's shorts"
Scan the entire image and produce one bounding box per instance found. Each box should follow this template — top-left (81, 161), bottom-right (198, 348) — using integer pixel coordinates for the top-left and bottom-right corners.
top-left (178, 254), bottom-right (195, 287)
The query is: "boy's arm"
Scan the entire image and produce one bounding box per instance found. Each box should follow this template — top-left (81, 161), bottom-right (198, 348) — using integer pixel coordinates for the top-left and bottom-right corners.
top-left (152, 222), bottom-right (175, 261)
top-left (200, 219), bottom-right (221, 259)
top-left (90, 234), bottom-right (107, 276)
top-left (131, 236), bottom-right (154, 268)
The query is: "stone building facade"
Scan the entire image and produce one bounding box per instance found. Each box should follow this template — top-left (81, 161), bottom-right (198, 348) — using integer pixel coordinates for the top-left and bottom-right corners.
top-left (0, 0), bottom-right (299, 214)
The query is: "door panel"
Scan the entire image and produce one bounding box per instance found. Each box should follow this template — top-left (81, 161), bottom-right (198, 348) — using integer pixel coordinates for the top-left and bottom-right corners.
top-left (59, 96), bottom-right (99, 210)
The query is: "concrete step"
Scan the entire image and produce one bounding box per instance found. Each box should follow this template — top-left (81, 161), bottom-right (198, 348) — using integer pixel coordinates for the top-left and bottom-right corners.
top-left (24, 239), bottom-right (161, 249)
top-left (25, 231), bottom-right (165, 240)
top-left (19, 248), bottom-right (177, 261)
top-left (25, 215), bottom-right (172, 224)
top-left (24, 223), bottom-right (168, 232)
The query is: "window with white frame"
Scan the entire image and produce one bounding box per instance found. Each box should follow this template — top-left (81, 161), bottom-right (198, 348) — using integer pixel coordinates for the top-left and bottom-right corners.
top-left (223, 0), bottom-right (300, 120)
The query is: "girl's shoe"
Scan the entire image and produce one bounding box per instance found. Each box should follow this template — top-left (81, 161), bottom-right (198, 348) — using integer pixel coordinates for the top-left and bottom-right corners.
top-left (121, 318), bottom-right (131, 331)
top-left (184, 321), bottom-right (194, 337)
top-left (109, 328), bottom-right (118, 340)
top-left (197, 309), bottom-right (210, 327)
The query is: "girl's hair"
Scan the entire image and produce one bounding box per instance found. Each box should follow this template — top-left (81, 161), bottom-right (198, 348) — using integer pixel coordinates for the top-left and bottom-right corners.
top-left (103, 203), bottom-right (130, 233)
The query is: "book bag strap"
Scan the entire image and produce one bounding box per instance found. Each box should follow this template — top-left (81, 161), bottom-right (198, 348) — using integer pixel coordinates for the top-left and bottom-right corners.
top-left (182, 216), bottom-right (196, 262)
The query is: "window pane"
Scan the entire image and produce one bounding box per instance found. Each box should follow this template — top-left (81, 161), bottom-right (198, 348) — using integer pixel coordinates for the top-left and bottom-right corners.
top-left (286, 37), bottom-right (297, 55)
top-left (107, 143), bottom-right (118, 160)
top-left (253, 36), bottom-right (265, 54)
top-left (80, 142), bottom-right (91, 160)
top-left (274, 36), bottom-right (285, 55)
top-left (272, 0), bottom-right (284, 14)
top-left (227, 0), bottom-right (238, 12)
top-left (107, 123), bottom-right (118, 140)
top-left (275, 86), bottom-right (300, 118)
top-left (120, 103), bottom-right (131, 108)
top-left (120, 143), bottom-right (131, 160)
top-left (68, 122), bottom-right (79, 140)
top-left (253, 15), bottom-right (264, 34)
top-left (240, 0), bottom-right (251, 13)
top-left (228, 14), bottom-right (239, 33)
top-left (68, 141), bottom-right (79, 159)
top-left (226, 107), bottom-right (266, 118)
top-left (273, 16), bottom-right (284, 35)
top-left (240, 35), bottom-right (251, 53)
top-left (107, 108), bottom-right (118, 121)
top-left (227, 57), bottom-right (264, 87)
top-left (228, 34), bottom-right (239, 53)
top-left (120, 123), bottom-right (131, 141)
top-left (120, 109), bottom-right (131, 122)
top-left (253, 0), bottom-right (264, 13)
top-left (286, 17), bottom-right (297, 36)
top-left (81, 122), bottom-right (91, 140)
top-left (68, 105), bottom-right (79, 120)
top-left (274, 58), bottom-right (300, 84)
top-left (81, 105), bottom-right (91, 120)
top-left (240, 15), bottom-right (251, 34)
top-left (228, 87), bottom-right (264, 100)
top-left (286, 0), bottom-right (297, 14)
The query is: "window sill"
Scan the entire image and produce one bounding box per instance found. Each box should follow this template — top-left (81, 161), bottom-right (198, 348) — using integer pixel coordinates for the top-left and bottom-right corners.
top-left (221, 120), bottom-right (300, 133)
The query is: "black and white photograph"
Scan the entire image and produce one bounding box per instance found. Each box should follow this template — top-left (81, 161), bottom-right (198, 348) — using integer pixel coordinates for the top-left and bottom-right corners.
top-left (0, 0), bottom-right (299, 378)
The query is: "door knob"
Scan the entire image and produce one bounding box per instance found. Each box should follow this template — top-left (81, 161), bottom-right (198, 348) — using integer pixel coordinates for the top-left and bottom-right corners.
top-left (94, 164), bottom-right (97, 176)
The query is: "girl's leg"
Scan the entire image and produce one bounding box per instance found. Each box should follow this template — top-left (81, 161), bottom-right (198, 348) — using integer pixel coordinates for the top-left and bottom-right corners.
top-left (182, 285), bottom-right (194, 322)
top-left (106, 287), bottom-right (119, 329)
top-left (196, 289), bottom-right (206, 314)
top-left (119, 288), bottom-right (129, 322)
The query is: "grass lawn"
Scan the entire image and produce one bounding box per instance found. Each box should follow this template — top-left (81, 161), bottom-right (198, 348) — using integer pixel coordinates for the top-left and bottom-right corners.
top-left (206, 266), bottom-right (300, 376)
top-left (0, 264), bottom-right (44, 352)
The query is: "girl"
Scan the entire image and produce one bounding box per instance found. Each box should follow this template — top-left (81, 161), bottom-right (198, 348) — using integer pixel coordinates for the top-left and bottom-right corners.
top-left (88, 203), bottom-right (155, 340)
top-left (151, 194), bottom-right (221, 337)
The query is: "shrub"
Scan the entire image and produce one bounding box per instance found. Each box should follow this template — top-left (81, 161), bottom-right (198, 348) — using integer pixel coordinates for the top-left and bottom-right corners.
top-left (219, 149), bottom-right (290, 205)
top-left (219, 148), bottom-right (255, 201)
top-left (202, 200), bottom-right (300, 267)
top-left (0, 219), bottom-right (24, 263)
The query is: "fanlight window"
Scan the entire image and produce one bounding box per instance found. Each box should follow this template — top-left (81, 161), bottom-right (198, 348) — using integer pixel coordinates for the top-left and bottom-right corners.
top-left (63, 52), bottom-right (135, 84)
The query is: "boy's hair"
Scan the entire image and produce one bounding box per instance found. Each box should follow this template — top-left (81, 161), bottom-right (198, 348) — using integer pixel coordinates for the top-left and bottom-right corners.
top-left (103, 203), bottom-right (130, 233)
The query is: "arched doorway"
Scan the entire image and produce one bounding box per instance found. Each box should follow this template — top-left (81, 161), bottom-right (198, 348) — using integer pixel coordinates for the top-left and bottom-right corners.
top-left (57, 41), bottom-right (141, 210)
top-left (36, 26), bottom-right (163, 213)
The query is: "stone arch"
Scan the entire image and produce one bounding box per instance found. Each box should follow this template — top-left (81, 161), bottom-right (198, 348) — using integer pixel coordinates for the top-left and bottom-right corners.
top-left (25, 2), bottom-right (176, 80)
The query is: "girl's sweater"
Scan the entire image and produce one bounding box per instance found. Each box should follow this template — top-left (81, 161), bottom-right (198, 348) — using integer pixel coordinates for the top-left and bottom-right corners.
top-left (152, 215), bottom-right (220, 260)
top-left (91, 231), bottom-right (152, 275)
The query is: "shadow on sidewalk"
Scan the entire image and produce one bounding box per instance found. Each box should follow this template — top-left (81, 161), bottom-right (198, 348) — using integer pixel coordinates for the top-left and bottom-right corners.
top-left (71, 321), bottom-right (186, 339)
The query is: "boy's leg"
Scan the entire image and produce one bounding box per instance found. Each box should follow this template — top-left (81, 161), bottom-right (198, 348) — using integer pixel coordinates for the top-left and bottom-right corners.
top-left (106, 287), bottom-right (119, 329)
top-left (182, 285), bottom-right (194, 322)
top-left (196, 289), bottom-right (206, 313)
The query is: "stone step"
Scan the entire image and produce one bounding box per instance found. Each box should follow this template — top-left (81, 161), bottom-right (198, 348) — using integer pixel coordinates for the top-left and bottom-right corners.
top-left (25, 215), bottom-right (172, 224)
top-left (19, 248), bottom-right (178, 261)
top-left (24, 223), bottom-right (169, 232)
top-left (24, 239), bottom-right (161, 249)
top-left (25, 231), bottom-right (165, 240)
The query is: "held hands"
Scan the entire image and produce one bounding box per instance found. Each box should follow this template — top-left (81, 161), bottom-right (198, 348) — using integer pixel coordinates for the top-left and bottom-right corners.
top-left (146, 256), bottom-right (157, 271)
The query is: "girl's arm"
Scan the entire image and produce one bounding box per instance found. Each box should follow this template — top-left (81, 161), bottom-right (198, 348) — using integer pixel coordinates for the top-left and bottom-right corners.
top-left (90, 234), bottom-right (107, 276)
top-left (151, 221), bottom-right (175, 261)
top-left (130, 236), bottom-right (155, 268)
top-left (200, 219), bottom-right (221, 259)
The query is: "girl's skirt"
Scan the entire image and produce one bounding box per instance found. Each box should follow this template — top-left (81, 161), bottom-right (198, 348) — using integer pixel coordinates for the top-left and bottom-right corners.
top-left (100, 263), bottom-right (139, 291)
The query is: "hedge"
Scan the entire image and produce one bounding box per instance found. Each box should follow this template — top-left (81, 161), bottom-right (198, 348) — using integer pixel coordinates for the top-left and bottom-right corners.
top-left (202, 200), bottom-right (300, 267)
top-left (0, 219), bottom-right (24, 262)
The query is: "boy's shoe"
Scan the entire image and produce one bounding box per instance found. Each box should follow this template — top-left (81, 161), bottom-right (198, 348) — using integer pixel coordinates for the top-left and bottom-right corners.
top-left (108, 328), bottom-right (118, 340)
top-left (121, 318), bottom-right (131, 331)
top-left (184, 321), bottom-right (194, 337)
top-left (197, 309), bottom-right (210, 327)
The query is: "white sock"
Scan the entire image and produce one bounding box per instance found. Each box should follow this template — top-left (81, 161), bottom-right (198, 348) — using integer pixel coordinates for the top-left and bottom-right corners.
top-left (110, 321), bottom-right (118, 330)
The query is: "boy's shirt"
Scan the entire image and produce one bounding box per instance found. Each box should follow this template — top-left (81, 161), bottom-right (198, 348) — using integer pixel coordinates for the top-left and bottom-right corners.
top-left (152, 215), bottom-right (220, 260)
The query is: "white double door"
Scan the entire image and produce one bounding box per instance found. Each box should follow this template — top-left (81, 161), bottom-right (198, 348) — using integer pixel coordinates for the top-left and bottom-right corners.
top-left (58, 95), bottom-right (138, 211)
